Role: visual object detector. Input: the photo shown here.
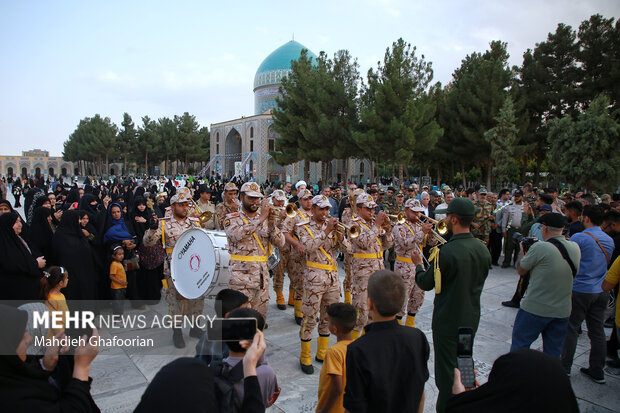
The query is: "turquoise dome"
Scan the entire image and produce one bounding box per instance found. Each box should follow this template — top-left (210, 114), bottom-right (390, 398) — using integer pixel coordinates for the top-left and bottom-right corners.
top-left (253, 40), bottom-right (317, 91)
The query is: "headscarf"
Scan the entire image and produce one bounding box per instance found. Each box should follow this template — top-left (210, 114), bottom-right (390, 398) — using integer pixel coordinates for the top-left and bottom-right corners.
top-left (27, 190), bottom-right (46, 224)
top-left (17, 303), bottom-right (49, 356)
top-left (134, 358), bottom-right (215, 413)
top-left (27, 207), bottom-right (54, 262)
top-left (0, 304), bottom-right (28, 355)
top-left (103, 203), bottom-right (133, 244)
top-left (0, 213), bottom-right (40, 278)
top-left (445, 349), bottom-right (579, 413)
top-left (78, 193), bottom-right (99, 217)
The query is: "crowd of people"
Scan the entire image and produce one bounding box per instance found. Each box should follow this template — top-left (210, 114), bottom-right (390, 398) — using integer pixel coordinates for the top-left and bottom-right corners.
top-left (0, 172), bottom-right (619, 412)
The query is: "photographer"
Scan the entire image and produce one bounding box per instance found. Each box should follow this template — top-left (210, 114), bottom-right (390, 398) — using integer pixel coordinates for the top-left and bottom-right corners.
top-left (510, 213), bottom-right (580, 358)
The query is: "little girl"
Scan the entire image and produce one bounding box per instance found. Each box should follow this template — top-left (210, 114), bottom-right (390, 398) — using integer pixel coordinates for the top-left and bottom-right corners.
top-left (110, 245), bottom-right (128, 314)
top-left (41, 266), bottom-right (69, 335)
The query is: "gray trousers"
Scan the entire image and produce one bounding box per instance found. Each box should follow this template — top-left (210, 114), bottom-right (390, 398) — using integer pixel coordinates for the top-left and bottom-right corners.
top-left (561, 290), bottom-right (609, 377)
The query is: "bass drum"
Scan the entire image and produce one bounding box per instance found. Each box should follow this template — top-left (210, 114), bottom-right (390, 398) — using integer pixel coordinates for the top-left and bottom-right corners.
top-left (169, 228), bottom-right (230, 299)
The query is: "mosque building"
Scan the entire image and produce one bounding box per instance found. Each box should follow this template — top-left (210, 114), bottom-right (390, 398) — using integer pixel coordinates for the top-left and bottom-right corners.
top-left (207, 40), bottom-right (372, 185)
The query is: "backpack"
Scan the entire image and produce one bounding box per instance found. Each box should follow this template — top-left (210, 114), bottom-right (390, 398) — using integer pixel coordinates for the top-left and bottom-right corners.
top-left (209, 360), bottom-right (245, 413)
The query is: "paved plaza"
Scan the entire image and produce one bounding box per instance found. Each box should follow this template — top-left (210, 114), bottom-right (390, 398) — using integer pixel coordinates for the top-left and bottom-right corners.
top-left (86, 264), bottom-right (620, 413)
top-left (7, 195), bottom-right (619, 412)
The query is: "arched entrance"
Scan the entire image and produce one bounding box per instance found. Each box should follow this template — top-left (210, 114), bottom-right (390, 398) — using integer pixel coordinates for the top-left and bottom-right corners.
top-left (35, 167), bottom-right (41, 177)
top-left (7, 167), bottom-right (13, 177)
top-left (225, 129), bottom-right (242, 177)
top-left (62, 167), bottom-right (67, 176)
top-left (48, 167), bottom-right (54, 176)
top-left (21, 167), bottom-right (27, 178)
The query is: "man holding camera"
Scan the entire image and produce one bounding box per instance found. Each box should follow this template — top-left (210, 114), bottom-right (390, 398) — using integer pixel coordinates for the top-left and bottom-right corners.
top-left (510, 213), bottom-right (581, 358)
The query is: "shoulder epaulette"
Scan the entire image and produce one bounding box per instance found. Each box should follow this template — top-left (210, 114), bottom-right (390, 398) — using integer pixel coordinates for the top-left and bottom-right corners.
top-left (188, 217), bottom-right (200, 222)
top-left (296, 220), bottom-right (311, 226)
top-left (226, 212), bottom-right (240, 218)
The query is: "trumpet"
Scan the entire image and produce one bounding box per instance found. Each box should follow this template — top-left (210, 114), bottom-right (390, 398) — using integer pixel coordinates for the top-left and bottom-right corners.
top-left (386, 213), bottom-right (406, 225)
top-left (268, 203), bottom-right (298, 220)
top-left (189, 199), bottom-right (213, 225)
top-left (420, 214), bottom-right (448, 236)
top-left (334, 222), bottom-right (361, 238)
top-left (285, 203), bottom-right (298, 218)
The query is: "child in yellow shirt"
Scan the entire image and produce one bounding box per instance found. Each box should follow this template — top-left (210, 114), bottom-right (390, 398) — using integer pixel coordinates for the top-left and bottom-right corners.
top-left (316, 303), bottom-right (357, 413)
top-left (110, 245), bottom-right (128, 314)
top-left (41, 266), bottom-right (69, 336)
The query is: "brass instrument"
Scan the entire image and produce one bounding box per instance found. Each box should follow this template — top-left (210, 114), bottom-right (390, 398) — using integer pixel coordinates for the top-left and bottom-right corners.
top-left (420, 214), bottom-right (448, 244)
top-left (348, 190), bottom-right (358, 216)
top-left (189, 199), bottom-right (213, 225)
top-left (285, 203), bottom-right (298, 218)
top-left (334, 222), bottom-right (360, 238)
top-left (386, 213), bottom-right (406, 225)
top-left (268, 203), bottom-right (298, 220)
top-left (492, 200), bottom-right (512, 214)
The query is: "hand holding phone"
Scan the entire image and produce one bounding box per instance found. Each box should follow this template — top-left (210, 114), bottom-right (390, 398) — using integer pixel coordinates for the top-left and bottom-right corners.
top-left (457, 327), bottom-right (476, 389)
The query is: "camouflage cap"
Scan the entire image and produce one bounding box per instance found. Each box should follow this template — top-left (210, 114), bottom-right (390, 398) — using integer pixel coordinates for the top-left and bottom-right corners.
top-left (170, 187), bottom-right (192, 204)
top-left (405, 198), bottom-right (425, 212)
top-left (298, 189), bottom-right (313, 199)
top-left (240, 182), bottom-right (263, 198)
top-left (224, 182), bottom-right (238, 192)
top-left (312, 195), bottom-right (331, 208)
top-left (271, 189), bottom-right (286, 201)
top-left (356, 193), bottom-right (377, 208)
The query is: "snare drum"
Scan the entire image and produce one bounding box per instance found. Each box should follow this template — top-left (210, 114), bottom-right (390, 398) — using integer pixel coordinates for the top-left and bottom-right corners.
top-left (170, 228), bottom-right (231, 299)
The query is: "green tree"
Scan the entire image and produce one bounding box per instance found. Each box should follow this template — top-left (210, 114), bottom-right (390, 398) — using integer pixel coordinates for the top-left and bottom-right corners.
top-left (117, 112), bottom-right (137, 174)
top-left (157, 117), bottom-right (179, 175)
top-left (175, 112), bottom-right (202, 173)
top-left (484, 96), bottom-right (518, 186)
top-left (355, 38), bottom-right (440, 182)
top-left (548, 94), bottom-right (620, 192)
top-left (272, 49), bottom-right (361, 182)
top-left (136, 116), bottom-right (161, 175)
top-left (63, 114), bottom-right (118, 175)
top-left (444, 41), bottom-right (512, 188)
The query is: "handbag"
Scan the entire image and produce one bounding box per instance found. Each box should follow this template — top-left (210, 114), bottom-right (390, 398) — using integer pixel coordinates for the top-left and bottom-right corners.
top-left (123, 255), bottom-right (140, 272)
top-left (138, 243), bottom-right (166, 270)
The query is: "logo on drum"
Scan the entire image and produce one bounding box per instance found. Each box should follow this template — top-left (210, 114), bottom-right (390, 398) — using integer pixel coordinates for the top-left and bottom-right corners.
top-left (189, 254), bottom-right (201, 272)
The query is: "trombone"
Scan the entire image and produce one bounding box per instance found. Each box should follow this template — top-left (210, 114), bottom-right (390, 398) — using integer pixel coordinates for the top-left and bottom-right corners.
top-left (419, 214), bottom-right (448, 244)
top-left (189, 199), bottom-right (213, 225)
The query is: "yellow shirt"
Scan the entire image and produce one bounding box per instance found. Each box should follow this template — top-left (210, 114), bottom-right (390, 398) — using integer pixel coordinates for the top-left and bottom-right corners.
top-left (604, 257), bottom-right (620, 326)
top-left (316, 339), bottom-right (352, 413)
top-left (110, 261), bottom-right (127, 289)
top-left (45, 291), bottom-right (69, 335)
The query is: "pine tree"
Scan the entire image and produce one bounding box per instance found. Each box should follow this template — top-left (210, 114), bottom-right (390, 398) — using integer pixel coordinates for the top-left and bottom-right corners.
top-left (484, 97), bottom-right (518, 186)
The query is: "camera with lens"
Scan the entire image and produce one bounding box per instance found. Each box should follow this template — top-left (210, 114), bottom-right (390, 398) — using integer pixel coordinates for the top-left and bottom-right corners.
top-left (512, 232), bottom-right (538, 253)
top-left (148, 214), bottom-right (159, 230)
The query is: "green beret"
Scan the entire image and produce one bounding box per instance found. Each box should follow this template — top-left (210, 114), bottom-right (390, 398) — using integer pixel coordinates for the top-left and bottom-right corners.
top-left (445, 197), bottom-right (476, 216)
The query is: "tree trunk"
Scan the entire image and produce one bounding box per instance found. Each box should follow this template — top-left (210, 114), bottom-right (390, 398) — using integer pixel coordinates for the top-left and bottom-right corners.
top-left (185, 155), bottom-right (189, 174)
top-left (461, 160), bottom-right (466, 188)
top-left (165, 156), bottom-right (169, 176)
top-left (487, 155), bottom-right (492, 191)
top-left (398, 163), bottom-right (404, 185)
top-left (105, 153), bottom-right (109, 176)
top-left (123, 154), bottom-right (127, 175)
top-left (436, 167), bottom-right (441, 187)
top-left (304, 161), bottom-right (310, 183)
top-left (145, 152), bottom-right (149, 175)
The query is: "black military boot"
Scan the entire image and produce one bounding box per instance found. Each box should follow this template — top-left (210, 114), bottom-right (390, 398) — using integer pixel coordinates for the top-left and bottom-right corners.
top-left (172, 328), bottom-right (185, 348)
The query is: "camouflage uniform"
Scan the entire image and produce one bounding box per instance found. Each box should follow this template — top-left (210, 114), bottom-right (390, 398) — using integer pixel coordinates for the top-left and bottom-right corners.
top-left (340, 208), bottom-right (355, 299)
top-left (383, 199), bottom-right (404, 268)
top-left (297, 219), bottom-right (347, 341)
top-left (552, 197), bottom-right (565, 214)
top-left (350, 213), bottom-right (393, 333)
top-left (282, 207), bottom-right (313, 302)
top-left (194, 200), bottom-right (216, 230)
top-left (393, 219), bottom-right (437, 321)
top-left (272, 214), bottom-right (293, 294)
top-left (215, 200), bottom-right (240, 230)
top-left (224, 209), bottom-right (285, 319)
top-left (142, 216), bottom-right (205, 317)
top-left (471, 200), bottom-right (494, 244)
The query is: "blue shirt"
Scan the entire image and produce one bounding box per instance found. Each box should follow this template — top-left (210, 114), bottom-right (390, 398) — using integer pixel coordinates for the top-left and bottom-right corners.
top-left (328, 197), bottom-right (339, 217)
top-left (570, 226), bottom-right (615, 293)
top-left (529, 223), bottom-right (543, 240)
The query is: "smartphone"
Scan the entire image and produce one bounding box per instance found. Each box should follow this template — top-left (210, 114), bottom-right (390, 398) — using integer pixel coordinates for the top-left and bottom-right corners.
top-left (206, 317), bottom-right (257, 342)
top-left (457, 327), bottom-right (476, 388)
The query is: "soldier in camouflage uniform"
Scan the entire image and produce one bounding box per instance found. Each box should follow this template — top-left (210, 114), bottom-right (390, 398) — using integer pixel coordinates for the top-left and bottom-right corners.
top-left (350, 193), bottom-right (393, 339)
top-left (224, 182), bottom-right (285, 321)
top-left (296, 195), bottom-right (350, 374)
top-left (393, 198), bottom-right (436, 328)
top-left (194, 184), bottom-right (216, 230)
top-left (270, 189), bottom-right (292, 310)
top-left (471, 187), bottom-right (494, 244)
top-left (282, 188), bottom-right (314, 323)
top-left (383, 190), bottom-right (405, 270)
top-left (215, 182), bottom-right (239, 230)
top-left (340, 188), bottom-right (365, 304)
top-left (142, 187), bottom-right (204, 348)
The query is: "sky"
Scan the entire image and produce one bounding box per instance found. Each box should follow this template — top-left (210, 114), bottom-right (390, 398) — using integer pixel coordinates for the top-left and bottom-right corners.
top-left (1, 0), bottom-right (618, 156)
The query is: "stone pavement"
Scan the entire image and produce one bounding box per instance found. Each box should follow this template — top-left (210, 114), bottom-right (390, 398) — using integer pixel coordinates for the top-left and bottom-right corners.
top-left (89, 263), bottom-right (620, 413)
top-left (6, 192), bottom-right (619, 412)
